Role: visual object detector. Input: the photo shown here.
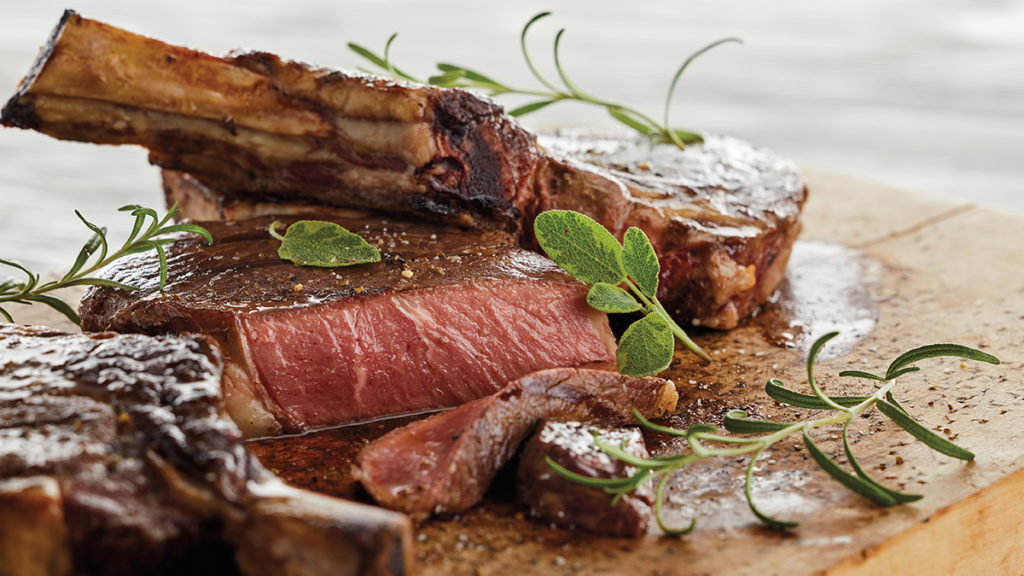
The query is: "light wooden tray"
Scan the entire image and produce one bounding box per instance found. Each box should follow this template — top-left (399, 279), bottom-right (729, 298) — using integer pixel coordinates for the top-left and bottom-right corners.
top-left (17, 169), bottom-right (1023, 575)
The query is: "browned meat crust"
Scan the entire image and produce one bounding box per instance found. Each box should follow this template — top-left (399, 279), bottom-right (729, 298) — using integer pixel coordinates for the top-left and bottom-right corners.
top-left (517, 421), bottom-right (654, 537)
top-left (0, 324), bottom-right (412, 576)
top-left (356, 368), bottom-right (677, 522)
top-left (2, 11), bottom-right (806, 329)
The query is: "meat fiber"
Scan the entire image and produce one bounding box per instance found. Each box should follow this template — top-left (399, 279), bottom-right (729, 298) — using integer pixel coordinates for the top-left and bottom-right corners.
top-left (0, 324), bottom-right (412, 576)
top-left (79, 215), bottom-right (616, 436)
top-left (517, 421), bottom-right (654, 538)
top-left (356, 368), bottom-right (677, 522)
top-left (2, 11), bottom-right (806, 329)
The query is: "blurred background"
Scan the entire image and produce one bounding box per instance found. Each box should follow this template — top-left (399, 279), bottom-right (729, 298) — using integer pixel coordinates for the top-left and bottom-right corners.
top-left (1, 0), bottom-right (1022, 271)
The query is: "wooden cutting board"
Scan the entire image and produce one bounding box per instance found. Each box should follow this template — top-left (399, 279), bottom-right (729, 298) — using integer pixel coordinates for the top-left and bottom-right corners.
top-left (18, 169), bottom-right (1024, 575)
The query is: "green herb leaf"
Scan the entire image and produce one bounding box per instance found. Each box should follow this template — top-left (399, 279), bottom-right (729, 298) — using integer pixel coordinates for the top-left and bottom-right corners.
top-left (876, 399), bottom-right (975, 460)
top-left (273, 220), bottom-right (382, 268)
top-left (608, 108), bottom-right (653, 135)
top-left (26, 294), bottom-right (80, 325)
top-left (508, 99), bottom-right (557, 117)
top-left (1, 204), bottom-right (209, 325)
top-left (765, 379), bottom-right (868, 409)
top-left (803, 430), bottom-right (899, 506)
top-left (841, 421), bottom-right (922, 503)
top-left (723, 410), bottom-right (792, 434)
top-left (837, 370), bottom-right (887, 382)
top-left (885, 343), bottom-right (1000, 380)
top-left (586, 283), bottom-right (641, 314)
top-left (534, 210), bottom-right (626, 285)
top-left (616, 314), bottom-right (674, 377)
top-left (622, 227), bottom-right (659, 299)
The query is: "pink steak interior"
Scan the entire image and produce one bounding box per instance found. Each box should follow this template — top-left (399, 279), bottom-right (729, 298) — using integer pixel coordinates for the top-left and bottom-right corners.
top-left (238, 280), bottom-right (616, 430)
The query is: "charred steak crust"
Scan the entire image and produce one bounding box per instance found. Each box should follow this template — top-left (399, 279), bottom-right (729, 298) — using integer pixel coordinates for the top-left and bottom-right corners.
top-left (0, 324), bottom-right (413, 576)
top-left (1, 10), bottom-right (538, 233)
top-left (518, 421), bottom-right (654, 537)
top-left (534, 131), bottom-right (807, 329)
top-left (80, 215), bottom-right (617, 435)
top-left (3, 11), bottom-right (806, 328)
top-left (356, 367), bottom-right (678, 522)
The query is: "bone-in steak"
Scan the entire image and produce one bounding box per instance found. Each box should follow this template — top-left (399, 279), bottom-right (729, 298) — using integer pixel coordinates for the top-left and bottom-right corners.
top-left (0, 324), bottom-right (411, 576)
top-left (2, 11), bottom-right (806, 329)
top-left (357, 367), bottom-right (677, 522)
top-left (79, 215), bottom-right (616, 436)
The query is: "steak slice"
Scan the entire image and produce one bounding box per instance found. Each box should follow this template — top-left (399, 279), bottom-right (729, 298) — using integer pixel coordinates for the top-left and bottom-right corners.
top-left (2, 11), bottom-right (806, 329)
top-left (79, 215), bottom-right (616, 436)
top-left (517, 421), bottom-right (654, 537)
top-left (356, 368), bottom-right (677, 522)
top-left (0, 324), bottom-right (412, 576)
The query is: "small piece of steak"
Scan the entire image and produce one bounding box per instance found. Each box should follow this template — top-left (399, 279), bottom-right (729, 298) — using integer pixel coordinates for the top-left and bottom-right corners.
top-left (517, 421), bottom-right (654, 537)
top-left (0, 324), bottom-right (411, 576)
top-left (3, 11), bottom-right (806, 329)
top-left (357, 368), bottom-right (677, 522)
top-left (79, 215), bottom-right (616, 436)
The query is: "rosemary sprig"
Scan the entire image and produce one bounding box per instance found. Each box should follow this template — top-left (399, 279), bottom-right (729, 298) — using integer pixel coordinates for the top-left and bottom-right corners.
top-left (0, 203), bottom-right (212, 325)
top-left (551, 332), bottom-right (1000, 533)
top-left (348, 12), bottom-right (740, 150)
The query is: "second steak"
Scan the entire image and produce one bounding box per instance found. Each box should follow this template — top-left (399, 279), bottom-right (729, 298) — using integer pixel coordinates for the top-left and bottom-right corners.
top-left (80, 214), bottom-right (616, 436)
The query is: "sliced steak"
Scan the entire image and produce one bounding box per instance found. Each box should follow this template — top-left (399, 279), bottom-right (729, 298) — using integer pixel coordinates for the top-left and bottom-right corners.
top-left (0, 324), bottom-right (411, 576)
top-left (79, 215), bottom-right (616, 436)
top-left (517, 421), bottom-right (654, 538)
top-left (3, 11), bottom-right (806, 329)
top-left (356, 368), bottom-right (677, 522)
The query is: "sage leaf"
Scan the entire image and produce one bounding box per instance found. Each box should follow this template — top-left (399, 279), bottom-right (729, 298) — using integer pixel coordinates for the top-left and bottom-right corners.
top-left (802, 431), bottom-right (899, 507)
top-left (723, 410), bottom-right (791, 434)
top-left (765, 379), bottom-right (868, 409)
top-left (587, 283), bottom-right (641, 314)
top-left (275, 220), bottom-right (382, 268)
top-left (876, 399), bottom-right (975, 460)
top-left (534, 210), bottom-right (626, 285)
top-left (616, 314), bottom-right (674, 377)
top-left (622, 227), bottom-right (659, 298)
top-left (885, 343), bottom-right (1000, 380)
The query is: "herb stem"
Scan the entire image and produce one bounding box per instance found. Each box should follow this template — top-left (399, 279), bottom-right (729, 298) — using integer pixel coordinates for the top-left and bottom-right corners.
top-left (549, 332), bottom-right (1000, 533)
top-left (623, 278), bottom-right (711, 362)
top-left (0, 203), bottom-right (211, 325)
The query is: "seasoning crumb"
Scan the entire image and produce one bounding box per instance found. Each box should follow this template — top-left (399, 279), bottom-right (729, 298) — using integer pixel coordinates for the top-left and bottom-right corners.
top-left (354, 286), bottom-right (365, 294)
top-left (292, 283), bottom-right (303, 292)
top-left (402, 269), bottom-right (414, 279)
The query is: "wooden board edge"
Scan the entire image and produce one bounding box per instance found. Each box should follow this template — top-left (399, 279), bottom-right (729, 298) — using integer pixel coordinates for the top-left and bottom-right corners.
top-left (824, 465), bottom-right (1024, 576)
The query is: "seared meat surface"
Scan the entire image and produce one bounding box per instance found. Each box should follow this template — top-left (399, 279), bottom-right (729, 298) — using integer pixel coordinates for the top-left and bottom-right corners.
top-left (3, 11), bottom-right (806, 329)
top-left (518, 421), bottom-right (654, 537)
top-left (79, 215), bottom-right (616, 436)
top-left (357, 368), bottom-right (677, 522)
top-left (0, 324), bottom-right (411, 576)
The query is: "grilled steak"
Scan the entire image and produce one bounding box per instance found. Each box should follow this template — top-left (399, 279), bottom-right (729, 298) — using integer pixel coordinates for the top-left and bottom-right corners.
top-left (0, 324), bottom-right (412, 576)
top-left (517, 421), bottom-right (654, 538)
top-left (356, 368), bottom-right (677, 522)
top-left (79, 215), bottom-right (616, 436)
top-left (2, 11), bottom-right (806, 328)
